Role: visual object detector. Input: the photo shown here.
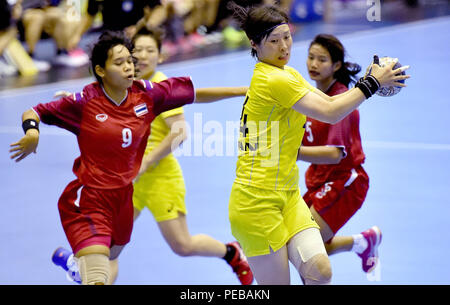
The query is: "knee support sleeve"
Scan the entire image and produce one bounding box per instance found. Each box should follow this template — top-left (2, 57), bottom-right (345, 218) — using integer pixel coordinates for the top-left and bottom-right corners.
top-left (299, 253), bottom-right (332, 285)
top-left (78, 254), bottom-right (110, 285)
top-left (287, 228), bottom-right (332, 285)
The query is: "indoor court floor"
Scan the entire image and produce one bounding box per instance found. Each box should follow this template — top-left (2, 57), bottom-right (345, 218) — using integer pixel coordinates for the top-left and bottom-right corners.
top-left (1, 15), bottom-right (450, 285)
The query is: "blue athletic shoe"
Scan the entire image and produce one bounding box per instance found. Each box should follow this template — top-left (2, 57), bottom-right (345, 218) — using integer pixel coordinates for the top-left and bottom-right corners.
top-left (52, 247), bottom-right (81, 284)
top-left (52, 247), bottom-right (71, 271)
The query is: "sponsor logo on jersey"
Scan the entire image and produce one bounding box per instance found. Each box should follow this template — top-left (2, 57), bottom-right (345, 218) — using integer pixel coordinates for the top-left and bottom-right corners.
top-left (95, 114), bottom-right (108, 122)
top-left (134, 103), bottom-right (148, 117)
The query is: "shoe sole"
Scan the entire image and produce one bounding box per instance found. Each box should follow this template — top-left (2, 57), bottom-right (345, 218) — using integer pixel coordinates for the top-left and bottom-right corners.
top-left (371, 226), bottom-right (382, 249)
top-left (365, 226), bottom-right (382, 273)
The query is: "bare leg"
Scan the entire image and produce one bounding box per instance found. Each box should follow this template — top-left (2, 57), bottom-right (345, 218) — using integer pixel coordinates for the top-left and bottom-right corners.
top-left (110, 209), bottom-right (227, 284)
top-left (247, 246), bottom-right (290, 285)
top-left (41, 7), bottom-right (66, 50)
top-left (108, 259), bottom-right (119, 285)
top-left (204, 0), bottom-right (220, 28)
top-left (107, 244), bottom-right (126, 285)
top-left (0, 27), bottom-right (17, 55)
top-left (183, 0), bottom-right (203, 34)
top-left (107, 209), bottom-right (143, 285)
top-left (46, 7), bottom-right (81, 51)
top-left (325, 236), bottom-right (354, 255)
top-left (22, 9), bottom-right (46, 54)
top-left (157, 212), bottom-right (227, 257)
top-left (310, 206), bottom-right (353, 255)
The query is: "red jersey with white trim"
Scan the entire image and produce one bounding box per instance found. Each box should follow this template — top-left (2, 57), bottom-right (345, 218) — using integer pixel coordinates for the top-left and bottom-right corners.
top-left (301, 81), bottom-right (365, 189)
top-left (33, 78), bottom-right (195, 189)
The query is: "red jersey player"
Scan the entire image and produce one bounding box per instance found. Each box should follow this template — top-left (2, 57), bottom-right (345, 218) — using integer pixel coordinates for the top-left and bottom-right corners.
top-left (298, 34), bottom-right (382, 275)
top-left (9, 31), bottom-right (247, 285)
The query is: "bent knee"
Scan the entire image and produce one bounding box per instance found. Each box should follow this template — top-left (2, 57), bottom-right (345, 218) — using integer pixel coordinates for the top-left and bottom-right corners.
top-left (78, 254), bottom-right (110, 285)
top-left (300, 253), bottom-right (332, 285)
top-left (23, 10), bottom-right (45, 25)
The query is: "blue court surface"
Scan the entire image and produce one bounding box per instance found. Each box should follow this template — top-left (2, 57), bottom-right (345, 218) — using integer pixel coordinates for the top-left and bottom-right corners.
top-left (1, 16), bottom-right (450, 285)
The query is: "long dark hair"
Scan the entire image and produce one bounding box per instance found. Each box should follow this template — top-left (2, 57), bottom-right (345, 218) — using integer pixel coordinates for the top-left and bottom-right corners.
top-left (227, 2), bottom-right (289, 58)
top-left (309, 34), bottom-right (361, 87)
top-left (90, 31), bottom-right (133, 84)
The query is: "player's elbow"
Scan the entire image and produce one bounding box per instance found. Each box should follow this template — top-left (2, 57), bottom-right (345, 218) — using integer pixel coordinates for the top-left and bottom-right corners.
top-left (170, 124), bottom-right (188, 146)
top-left (323, 105), bottom-right (343, 124)
top-left (308, 103), bottom-right (342, 125)
top-left (22, 108), bottom-right (40, 123)
top-left (178, 129), bottom-right (188, 143)
top-left (329, 148), bottom-right (345, 164)
top-left (313, 111), bottom-right (340, 125)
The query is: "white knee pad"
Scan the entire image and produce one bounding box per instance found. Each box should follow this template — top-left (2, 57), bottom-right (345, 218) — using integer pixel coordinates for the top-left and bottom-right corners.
top-left (78, 254), bottom-right (110, 285)
top-left (287, 228), bottom-right (332, 285)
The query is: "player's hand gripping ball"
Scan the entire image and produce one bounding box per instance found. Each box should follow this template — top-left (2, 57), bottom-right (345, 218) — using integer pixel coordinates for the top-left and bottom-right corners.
top-left (376, 56), bottom-right (405, 97)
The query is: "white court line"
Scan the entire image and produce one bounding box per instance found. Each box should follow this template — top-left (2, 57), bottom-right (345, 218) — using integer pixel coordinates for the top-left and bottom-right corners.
top-left (2, 125), bottom-right (450, 151)
top-left (0, 126), bottom-right (71, 136)
top-left (0, 78), bottom-right (93, 99)
top-left (1, 15), bottom-right (449, 99)
top-left (363, 140), bottom-right (450, 151)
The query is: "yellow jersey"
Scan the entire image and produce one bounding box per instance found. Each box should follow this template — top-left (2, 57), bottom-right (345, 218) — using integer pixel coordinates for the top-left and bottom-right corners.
top-left (145, 71), bottom-right (184, 157)
top-left (133, 71), bottom-right (186, 217)
top-left (235, 62), bottom-right (315, 191)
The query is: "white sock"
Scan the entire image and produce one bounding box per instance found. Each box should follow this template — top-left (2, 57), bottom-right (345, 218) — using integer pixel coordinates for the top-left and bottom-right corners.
top-left (66, 254), bottom-right (81, 283)
top-left (351, 234), bottom-right (368, 254)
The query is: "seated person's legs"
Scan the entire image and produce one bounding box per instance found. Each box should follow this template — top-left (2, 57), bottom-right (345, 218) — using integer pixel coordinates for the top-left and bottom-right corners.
top-left (22, 8), bottom-right (46, 56)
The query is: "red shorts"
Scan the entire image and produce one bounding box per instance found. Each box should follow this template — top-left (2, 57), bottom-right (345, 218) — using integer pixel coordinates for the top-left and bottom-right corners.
top-left (303, 166), bottom-right (369, 236)
top-left (57, 179), bottom-right (134, 254)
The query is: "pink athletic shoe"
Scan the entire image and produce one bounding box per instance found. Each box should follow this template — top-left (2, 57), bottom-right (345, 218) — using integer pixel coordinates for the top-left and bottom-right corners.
top-left (358, 226), bottom-right (382, 273)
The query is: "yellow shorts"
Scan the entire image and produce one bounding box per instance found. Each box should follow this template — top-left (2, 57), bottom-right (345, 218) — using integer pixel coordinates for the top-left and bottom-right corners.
top-left (228, 182), bottom-right (319, 257)
top-left (133, 156), bottom-right (186, 222)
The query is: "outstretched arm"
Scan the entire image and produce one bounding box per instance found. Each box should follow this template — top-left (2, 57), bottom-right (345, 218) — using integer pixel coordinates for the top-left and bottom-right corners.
top-left (194, 87), bottom-right (248, 103)
top-left (293, 57), bottom-right (410, 124)
top-left (9, 109), bottom-right (40, 162)
top-left (293, 88), bottom-right (366, 124)
top-left (135, 113), bottom-right (188, 181)
top-left (297, 146), bottom-right (344, 164)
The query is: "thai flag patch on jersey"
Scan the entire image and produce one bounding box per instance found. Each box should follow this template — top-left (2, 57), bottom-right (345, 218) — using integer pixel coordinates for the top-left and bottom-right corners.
top-left (134, 103), bottom-right (148, 117)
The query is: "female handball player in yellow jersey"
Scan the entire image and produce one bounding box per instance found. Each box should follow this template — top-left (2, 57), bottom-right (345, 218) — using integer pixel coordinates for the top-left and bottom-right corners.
top-left (227, 2), bottom-right (409, 284)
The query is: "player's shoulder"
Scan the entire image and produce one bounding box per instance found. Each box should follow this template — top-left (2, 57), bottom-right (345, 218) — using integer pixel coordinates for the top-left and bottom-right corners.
top-left (69, 82), bottom-right (103, 103)
top-left (269, 65), bottom-right (300, 82)
top-left (132, 79), bottom-right (154, 92)
top-left (284, 65), bottom-right (300, 74)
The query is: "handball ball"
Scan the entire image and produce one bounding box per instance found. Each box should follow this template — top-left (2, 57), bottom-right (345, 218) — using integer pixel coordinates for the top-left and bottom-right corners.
top-left (376, 57), bottom-right (405, 97)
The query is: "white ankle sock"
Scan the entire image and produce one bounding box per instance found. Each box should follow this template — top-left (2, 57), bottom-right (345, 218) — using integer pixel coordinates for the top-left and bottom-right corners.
top-left (351, 234), bottom-right (368, 254)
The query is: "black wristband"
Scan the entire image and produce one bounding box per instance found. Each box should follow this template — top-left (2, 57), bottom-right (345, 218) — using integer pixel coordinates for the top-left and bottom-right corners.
top-left (355, 75), bottom-right (380, 99)
top-left (366, 75), bottom-right (380, 88)
top-left (22, 119), bottom-right (39, 134)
